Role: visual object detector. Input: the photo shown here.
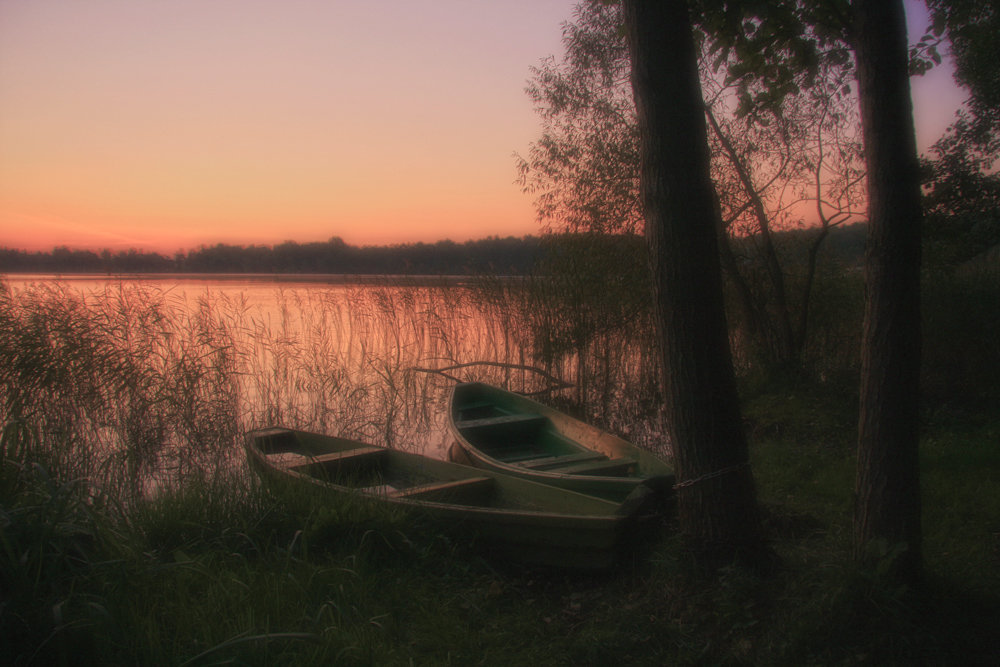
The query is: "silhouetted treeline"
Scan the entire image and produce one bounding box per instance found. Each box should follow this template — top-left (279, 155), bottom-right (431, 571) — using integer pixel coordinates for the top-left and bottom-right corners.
top-left (0, 246), bottom-right (176, 274)
top-left (0, 236), bottom-right (543, 276)
top-left (1, 226), bottom-right (884, 277)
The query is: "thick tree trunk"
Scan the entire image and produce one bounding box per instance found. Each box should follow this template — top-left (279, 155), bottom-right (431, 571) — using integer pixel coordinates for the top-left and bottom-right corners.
top-left (623, 0), bottom-right (765, 563)
top-left (853, 0), bottom-right (923, 583)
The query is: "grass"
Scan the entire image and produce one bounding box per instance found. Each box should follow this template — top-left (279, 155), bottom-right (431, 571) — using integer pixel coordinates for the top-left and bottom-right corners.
top-left (5, 400), bottom-right (997, 665)
top-left (2, 275), bottom-right (998, 664)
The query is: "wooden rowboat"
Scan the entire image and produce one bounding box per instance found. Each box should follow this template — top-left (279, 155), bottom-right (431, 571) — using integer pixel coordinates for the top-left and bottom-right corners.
top-left (245, 427), bottom-right (648, 571)
top-left (448, 382), bottom-right (674, 504)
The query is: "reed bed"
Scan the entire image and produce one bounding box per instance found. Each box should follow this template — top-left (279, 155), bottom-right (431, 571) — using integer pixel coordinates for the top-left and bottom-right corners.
top-left (1, 280), bottom-right (239, 504)
top-left (0, 275), bottom-right (666, 506)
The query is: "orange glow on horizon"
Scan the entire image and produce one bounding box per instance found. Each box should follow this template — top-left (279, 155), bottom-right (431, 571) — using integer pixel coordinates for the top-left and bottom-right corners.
top-left (2, 193), bottom-right (542, 255)
top-left (0, 1), bottom-right (968, 256)
top-left (0, 0), bottom-right (571, 254)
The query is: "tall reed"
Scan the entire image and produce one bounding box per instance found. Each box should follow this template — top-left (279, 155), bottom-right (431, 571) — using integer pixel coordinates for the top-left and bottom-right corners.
top-left (0, 280), bottom-right (241, 505)
top-left (1, 274), bottom-right (674, 504)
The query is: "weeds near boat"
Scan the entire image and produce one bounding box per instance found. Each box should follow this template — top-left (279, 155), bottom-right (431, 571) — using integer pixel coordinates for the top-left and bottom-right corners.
top-left (0, 276), bottom-right (667, 505)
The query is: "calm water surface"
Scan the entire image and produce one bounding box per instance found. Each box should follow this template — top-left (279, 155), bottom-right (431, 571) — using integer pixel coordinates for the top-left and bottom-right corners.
top-left (3, 273), bottom-right (537, 459)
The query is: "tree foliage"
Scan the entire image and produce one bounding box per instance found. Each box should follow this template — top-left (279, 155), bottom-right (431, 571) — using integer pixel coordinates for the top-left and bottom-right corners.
top-left (921, 111), bottom-right (1000, 271)
top-left (924, 0), bottom-right (1000, 139)
top-left (918, 1), bottom-right (1000, 272)
top-left (923, 113), bottom-right (1000, 219)
top-left (516, 3), bottom-right (639, 235)
top-left (517, 0), bottom-right (866, 372)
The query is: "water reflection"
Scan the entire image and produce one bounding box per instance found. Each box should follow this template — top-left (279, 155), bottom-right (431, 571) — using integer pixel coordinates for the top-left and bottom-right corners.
top-left (3, 274), bottom-right (543, 460)
top-left (2, 273), bottom-right (664, 500)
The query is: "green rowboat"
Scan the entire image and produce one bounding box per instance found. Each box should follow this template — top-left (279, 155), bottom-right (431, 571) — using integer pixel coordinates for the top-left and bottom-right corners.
top-left (246, 427), bottom-right (647, 571)
top-left (448, 382), bottom-right (674, 504)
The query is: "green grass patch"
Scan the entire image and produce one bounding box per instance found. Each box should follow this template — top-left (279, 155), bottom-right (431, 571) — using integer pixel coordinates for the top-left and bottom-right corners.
top-left (5, 391), bottom-right (998, 665)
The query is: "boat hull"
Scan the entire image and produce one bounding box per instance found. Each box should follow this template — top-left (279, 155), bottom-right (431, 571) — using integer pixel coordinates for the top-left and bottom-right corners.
top-left (245, 427), bottom-right (645, 571)
top-left (448, 383), bottom-right (675, 505)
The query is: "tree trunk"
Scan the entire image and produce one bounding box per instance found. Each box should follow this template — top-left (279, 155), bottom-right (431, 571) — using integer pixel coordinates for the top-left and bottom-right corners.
top-left (853, 0), bottom-right (923, 583)
top-left (623, 0), bottom-right (765, 564)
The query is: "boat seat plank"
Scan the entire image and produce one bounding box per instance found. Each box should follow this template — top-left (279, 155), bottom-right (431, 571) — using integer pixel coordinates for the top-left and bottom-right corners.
top-left (266, 451), bottom-right (314, 468)
top-left (456, 401), bottom-right (497, 416)
top-left (392, 476), bottom-right (494, 502)
top-left (275, 445), bottom-right (386, 472)
top-left (496, 447), bottom-right (548, 463)
top-left (518, 452), bottom-right (609, 469)
top-left (455, 413), bottom-right (547, 431)
top-left (548, 457), bottom-right (636, 477)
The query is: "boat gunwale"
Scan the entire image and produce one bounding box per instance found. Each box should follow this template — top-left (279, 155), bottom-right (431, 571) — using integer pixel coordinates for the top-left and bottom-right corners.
top-left (447, 383), bottom-right (673, 491)
top-left (244, 428), bottom-right (630, 525)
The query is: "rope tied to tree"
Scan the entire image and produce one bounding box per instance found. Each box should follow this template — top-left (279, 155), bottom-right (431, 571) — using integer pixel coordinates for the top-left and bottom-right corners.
top-left (672, 461), bottom-right (750, 490)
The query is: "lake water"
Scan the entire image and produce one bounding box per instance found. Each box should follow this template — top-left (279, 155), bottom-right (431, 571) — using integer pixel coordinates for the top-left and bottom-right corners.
top-left (2, 273), bottom-right (564, 461)
top-left (3, 271), bottom-right (664, 502)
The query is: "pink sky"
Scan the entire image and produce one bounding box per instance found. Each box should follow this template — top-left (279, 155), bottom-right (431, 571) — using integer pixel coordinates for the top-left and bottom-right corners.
top-left (0, 0), bottom-right (969, 254)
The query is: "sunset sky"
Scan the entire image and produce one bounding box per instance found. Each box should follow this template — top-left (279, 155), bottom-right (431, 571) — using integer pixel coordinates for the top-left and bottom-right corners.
top-left (1, 0), bottom-right (968, 254)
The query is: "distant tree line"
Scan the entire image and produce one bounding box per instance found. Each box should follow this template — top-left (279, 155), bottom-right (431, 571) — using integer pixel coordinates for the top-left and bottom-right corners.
top-left (1, 227), bottom-right (876, 278)
top-left (0, 236), bottom-right (543, 276)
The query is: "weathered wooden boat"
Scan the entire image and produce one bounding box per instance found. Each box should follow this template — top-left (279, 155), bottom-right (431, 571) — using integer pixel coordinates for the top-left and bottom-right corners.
top-left (245, 427), bottom-right (648, 571)
top-left (448, 382), bottom-right (674, 504)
